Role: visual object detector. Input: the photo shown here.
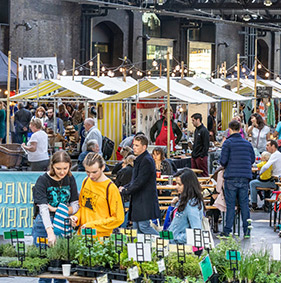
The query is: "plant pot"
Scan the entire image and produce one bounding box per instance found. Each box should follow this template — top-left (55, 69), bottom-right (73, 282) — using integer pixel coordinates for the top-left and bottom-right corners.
top-left (50, 259), bottom-right (63, 268)
top-left (0, 267), bottom-right (8, 276)
top-left (17, 268), bottom-right (28, 276)
top-left (7, 268), bottom-right (18, 276)
top-left (107, 269), bottom-right (128, 281)
top-left (149, 274), bottom-right (165, 283)
top-left (48, 266), bottom-right (62, 274)
top-left (76, 266), bottom-right (87, 277)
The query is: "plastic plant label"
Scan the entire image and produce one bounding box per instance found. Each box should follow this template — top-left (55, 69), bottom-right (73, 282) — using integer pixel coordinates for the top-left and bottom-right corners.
top-left (4, 231), bottom-right (24, 240)
top-left (164, 246), bottom-right (169, 257)
top-left (36, 237), bottom-right (48, 245)
top-left (273, 244), bottom-right (281, 260)
top-left (159, 230), bottom-right (173, 240)
top-left (128, 266), bottom-right (139, 280)
top-left (226, 250), bottom-right (241, 261)
top-left (157, 258), bottom-right (166, 272)
top-left (199, 255), bottom-right (213, 282)
top-left (81, 228), bottom-right (96, 236)
top-left (97, 274), bottom-right (108, 283)
top-left (127, 243), bottom-right (152, 262)
top-left (119, 228), bottom-right (137, 237)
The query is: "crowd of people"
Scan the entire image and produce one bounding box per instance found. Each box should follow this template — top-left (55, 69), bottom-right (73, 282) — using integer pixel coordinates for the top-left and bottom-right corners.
top-left (1, 100), bottom-right (281, 250)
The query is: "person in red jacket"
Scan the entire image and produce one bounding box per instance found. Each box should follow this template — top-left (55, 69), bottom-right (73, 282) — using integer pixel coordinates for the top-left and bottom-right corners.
top-left (150, 108), bottom-right (182, 150)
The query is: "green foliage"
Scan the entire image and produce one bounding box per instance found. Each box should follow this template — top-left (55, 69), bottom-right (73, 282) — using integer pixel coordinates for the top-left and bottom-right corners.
top-left (2, 244), bottom-right (17, 257)
top-left (47, 236), bottom-right (80, 261)
top-left (141, 261), bottom-right (159, 276)
top-left (0, 244), bottom-right (5, 256)
top-left (165, 253), bottom-right (201, 279)
top-left (75, 236), bottom-right (118, 268)
top-left (26, 245), bottom-right (41, 258)
top-left (0, 256), bottom-right (18, 266)
top-left (8, 257), bottom-right (49, 274)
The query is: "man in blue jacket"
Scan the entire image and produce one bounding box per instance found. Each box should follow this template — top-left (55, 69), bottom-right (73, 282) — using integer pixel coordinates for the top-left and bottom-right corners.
top-left (219, 120), bottom-right (255, 238)
top-left (119, 135), bottom-right (160, 234)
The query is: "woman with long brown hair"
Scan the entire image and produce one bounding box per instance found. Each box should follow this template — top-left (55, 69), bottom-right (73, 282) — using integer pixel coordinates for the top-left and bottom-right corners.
top-left (247, 113), bottom-right (270, 153)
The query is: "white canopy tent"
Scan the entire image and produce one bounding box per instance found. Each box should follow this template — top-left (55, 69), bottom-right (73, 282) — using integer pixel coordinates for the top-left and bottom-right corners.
top-left (183, 77), bottom-right (250, 101)
top-left (12, 76), bottom-right (109, 101)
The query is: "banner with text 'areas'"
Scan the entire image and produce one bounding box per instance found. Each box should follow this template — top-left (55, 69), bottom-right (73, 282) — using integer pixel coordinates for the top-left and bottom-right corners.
top-left (18, 57), bottom-right (58, 93)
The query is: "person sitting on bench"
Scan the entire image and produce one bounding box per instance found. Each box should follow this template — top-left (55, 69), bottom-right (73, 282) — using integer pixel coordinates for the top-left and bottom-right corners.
top-left (250, 151), bottom-right (275, 210)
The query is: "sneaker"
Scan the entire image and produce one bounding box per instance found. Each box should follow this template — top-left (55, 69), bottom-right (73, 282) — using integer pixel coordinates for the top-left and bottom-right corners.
top-left (244, 229), bottom-right (251, 239)
top-left (217, 232), bottom-right (230, 239)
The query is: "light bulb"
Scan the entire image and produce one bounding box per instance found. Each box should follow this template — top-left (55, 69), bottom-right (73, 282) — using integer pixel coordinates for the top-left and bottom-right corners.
top-left (251, 71), bottom-right (255, 76)
top-left (234, 66), bottom-right (238, 71)
top-left (119, 67), bottom-right (123, 72)
top-left (265, 72), bottom-right (270, 77)
top-left (258, 64), bottom-right (262, 69)
top-left (62, 70), bottom-right (67, 76)
top-left (4, 90), bottom-right (8, 95)
top-left (152, 59), bottom-right (157, 67)
top-left (57, 74), bottom-right (61, 80)
top-left (129, 70), bottom-right (133, 74)
top-left (74, 70), bottom-right (79, 75)
top-left (172, 73), bottom-right (175, 77)
top-left (90, 71), bottom-right (94, 76)
top-left (101, 66), bottom-right (106, 72)
top-left (175, 65), bottom-right (180, 71)
top-left (148, 71), bottom-right (151, 75)
top-left (164, 68), bottom-right (167, 72)
top-left (242, 67), bottom-right (246, 73)
top-left (184, 69), bottom-right (188, 73)
top-left (89, 61), bottom-right (93, 66)
top-left (102, 73), bottom-right (105, 77)
top-left (276, 76), bottom-right (280, 81)
top-left (231, 74), bottom-right (235, 79)
top-left (155, 66), bottom-right (158, 70)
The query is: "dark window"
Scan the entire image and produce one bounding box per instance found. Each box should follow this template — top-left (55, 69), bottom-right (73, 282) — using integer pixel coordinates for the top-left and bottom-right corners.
top-left (0, 0), bottom-right (9, 25)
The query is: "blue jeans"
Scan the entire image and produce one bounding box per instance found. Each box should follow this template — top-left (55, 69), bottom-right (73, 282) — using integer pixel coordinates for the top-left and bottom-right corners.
top-left (250, 179), bottom-right (275, 204)
top-left (224, 178), bottom-right (250, 235)
top-left (33, 216), bottom-right (66, 283)
top-left (133, 220), bottom-right (159, 235)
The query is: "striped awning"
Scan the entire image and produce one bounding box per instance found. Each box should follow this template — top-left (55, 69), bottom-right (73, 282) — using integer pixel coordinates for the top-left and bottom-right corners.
top-left (100, 80), bottom-right (159, 101)
top-left (12, 77), bottom-right (108, 101)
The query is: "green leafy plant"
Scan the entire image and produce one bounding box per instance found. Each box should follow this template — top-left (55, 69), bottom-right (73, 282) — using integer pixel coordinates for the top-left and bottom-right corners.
top-left (164, 253), bottom-right (201, 279)
top-left (2, 244), bottom-right (17, 257)
top-left (8, 257), bottom-right (49, 274)
top-left (0, 256), bottom-right (18, 266)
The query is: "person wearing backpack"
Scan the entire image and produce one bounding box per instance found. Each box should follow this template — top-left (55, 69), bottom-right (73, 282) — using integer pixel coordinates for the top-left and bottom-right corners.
top-left (71, 153), bottom-right (124, 237)
top-left (82, 118), bottom-right (102, 155)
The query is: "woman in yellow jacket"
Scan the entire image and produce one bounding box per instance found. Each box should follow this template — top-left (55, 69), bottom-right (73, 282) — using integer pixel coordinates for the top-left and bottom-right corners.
top-left (71, 153), bottom-right (124, 238)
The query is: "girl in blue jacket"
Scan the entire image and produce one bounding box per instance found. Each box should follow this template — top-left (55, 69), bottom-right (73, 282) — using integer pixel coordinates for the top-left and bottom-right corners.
top-left (168, 168), bottom-right (204, 244)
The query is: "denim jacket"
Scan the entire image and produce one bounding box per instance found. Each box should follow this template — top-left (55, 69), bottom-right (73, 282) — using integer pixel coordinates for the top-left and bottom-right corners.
top-left (168, 199), bottom-right (203, 244)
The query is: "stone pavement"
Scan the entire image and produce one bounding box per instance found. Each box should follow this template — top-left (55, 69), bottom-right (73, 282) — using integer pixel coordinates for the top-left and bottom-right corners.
top-left (214, 209), bottom-right (281, 252)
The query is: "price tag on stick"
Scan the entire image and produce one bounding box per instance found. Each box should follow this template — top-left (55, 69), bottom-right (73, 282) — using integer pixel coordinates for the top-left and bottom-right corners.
top-left (157, 258), bottom-right (166, 273)
top-left (128, 266), bottom-right (139, 280)
top-left (97, 274), bottom-right (108, 283)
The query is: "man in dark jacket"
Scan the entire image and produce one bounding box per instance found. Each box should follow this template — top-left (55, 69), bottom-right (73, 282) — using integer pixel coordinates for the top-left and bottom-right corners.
top-left (150, 108), bottom-right (182, 150)
top-left (14, 102), bottom-right (32, 144)
top-left (219, 120), bottom-right (255, 238)
top-left (191, 113), bottom-right (209, 177)
top-left (119, 135), bottom-right (160, 234)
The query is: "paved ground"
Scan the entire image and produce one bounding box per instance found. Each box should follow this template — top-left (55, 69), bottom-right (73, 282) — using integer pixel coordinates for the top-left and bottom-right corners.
top-left (213, 209), bottom-right (281, 252)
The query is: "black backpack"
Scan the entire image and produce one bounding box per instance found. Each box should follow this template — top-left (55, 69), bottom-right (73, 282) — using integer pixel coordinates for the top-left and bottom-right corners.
top-left (102, 136), bottom-right (115, 160)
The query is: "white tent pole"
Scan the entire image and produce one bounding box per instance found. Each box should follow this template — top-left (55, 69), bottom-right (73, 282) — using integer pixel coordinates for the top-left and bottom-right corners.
top-left (6, 51), bottom-right (11, 144)
top-left (54, 99), bottom-right (57, 134)
top-left (167, 51), bottom-right (171, 158)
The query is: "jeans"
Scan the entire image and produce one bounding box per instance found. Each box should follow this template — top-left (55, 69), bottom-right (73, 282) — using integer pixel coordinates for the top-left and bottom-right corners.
top-left (250, 179), bottom-right (276, 204)
top-left (120, 202), bottom-right (130, 228)
top-left (223, 178), bottom-right (250, 235)
top-left (33, 216), bottom-right (67, 283)
top-left (133, 220), bottom-right (159, 235)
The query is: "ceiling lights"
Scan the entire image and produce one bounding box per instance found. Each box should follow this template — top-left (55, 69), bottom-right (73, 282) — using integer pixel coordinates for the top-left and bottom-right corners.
top-left (243, 14), bottom-right (251, 21)
top-left (264, 0), bottom-right (272, 6)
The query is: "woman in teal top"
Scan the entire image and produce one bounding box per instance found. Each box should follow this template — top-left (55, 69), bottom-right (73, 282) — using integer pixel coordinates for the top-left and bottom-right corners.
top-left (0, 102), bottom-right (6, 143)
